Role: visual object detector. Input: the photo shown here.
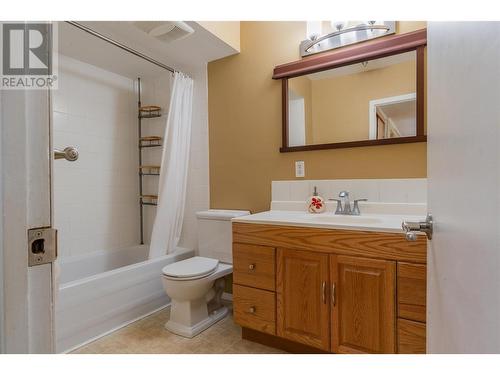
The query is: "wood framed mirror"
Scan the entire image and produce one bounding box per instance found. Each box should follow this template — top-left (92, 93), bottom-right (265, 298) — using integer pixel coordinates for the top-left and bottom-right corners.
top-left (273, 29), bottom-right (427, 152)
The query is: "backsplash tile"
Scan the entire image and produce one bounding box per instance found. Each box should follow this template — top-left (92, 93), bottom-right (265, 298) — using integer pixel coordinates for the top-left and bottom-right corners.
top-left (272, 178), bottom-right (427, 204)
top-left (271, 181), bottom-right (290, 201)
top-left (289, 180), bottom-right (310, 201)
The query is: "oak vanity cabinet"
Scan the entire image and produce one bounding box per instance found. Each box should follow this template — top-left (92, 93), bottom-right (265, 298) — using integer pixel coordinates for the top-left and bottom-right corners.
top-left (232, 223), bottom-right (427, 354)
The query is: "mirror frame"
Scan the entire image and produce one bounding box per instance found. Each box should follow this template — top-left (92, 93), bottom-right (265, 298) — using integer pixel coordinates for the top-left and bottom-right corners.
top-left (273, 28), bottom-right (427, 152)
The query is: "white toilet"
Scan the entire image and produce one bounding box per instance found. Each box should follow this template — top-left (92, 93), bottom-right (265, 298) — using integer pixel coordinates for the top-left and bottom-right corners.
top-left (161, 209), bottom-right (249, 338)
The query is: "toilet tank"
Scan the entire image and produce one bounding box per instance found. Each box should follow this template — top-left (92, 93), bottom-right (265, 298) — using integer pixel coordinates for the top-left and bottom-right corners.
top-left (196, 210), bottom-right (250, 264)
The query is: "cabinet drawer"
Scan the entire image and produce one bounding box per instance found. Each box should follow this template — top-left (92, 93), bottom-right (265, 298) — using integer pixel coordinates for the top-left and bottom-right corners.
top-left (398, 319), bottom-right (426, 354)
top-left (233, 284), bottom-right (276, 335)
top-left (233, 243), bottom-right (276, 291)
top-left (398, 262), bottom-right (427, 322)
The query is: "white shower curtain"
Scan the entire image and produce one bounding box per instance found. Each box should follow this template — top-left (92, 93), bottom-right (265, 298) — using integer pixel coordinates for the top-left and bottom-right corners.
top-left (149, 72), bottom-right (194, 258)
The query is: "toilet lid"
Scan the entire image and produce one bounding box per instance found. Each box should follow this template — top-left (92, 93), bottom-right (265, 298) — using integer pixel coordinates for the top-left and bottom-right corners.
top-left (162, 257), bottom-right (219, 279)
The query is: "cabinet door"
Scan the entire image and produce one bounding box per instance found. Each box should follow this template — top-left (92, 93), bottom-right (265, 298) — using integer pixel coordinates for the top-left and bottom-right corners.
top-left (277, 248), bottom-right (330, 351)
top-left (331, 255), bottom-right (396, 353)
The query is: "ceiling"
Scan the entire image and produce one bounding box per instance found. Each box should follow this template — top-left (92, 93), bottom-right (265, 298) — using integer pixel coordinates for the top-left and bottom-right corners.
top-left (378, 99), bottom-right (416, 119)
top-left (57, 21), bottom-right (238, 79)
top-left (306, 50), bottom-right (415, 80)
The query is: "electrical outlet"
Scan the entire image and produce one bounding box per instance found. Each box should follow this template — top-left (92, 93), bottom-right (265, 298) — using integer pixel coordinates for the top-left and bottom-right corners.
top-left (295, 160), bottom-right (305, 178)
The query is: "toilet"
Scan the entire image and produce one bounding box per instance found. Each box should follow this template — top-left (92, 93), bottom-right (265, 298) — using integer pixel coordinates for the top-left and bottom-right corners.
top-left (161, 209), bottom-right (249, 338)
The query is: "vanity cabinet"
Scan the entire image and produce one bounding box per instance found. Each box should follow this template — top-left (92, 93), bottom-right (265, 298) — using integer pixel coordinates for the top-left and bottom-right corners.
top-left (232, 222), bottom-right (427, 354)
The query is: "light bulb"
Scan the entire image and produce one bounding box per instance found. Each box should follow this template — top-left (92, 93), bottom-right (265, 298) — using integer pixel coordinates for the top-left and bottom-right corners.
top-left (306, 21), bottom-right (322, 40)
top-left (331, 20), bottom-right (346, 31)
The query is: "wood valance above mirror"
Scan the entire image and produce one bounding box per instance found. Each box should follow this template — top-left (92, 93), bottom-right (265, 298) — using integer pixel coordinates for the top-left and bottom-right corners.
top-left (273, 28), bottom-right (427, 152)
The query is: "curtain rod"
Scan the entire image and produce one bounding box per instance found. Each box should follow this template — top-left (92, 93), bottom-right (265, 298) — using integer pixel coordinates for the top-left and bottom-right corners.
top-left (65, 21), bottom-right (177, 74)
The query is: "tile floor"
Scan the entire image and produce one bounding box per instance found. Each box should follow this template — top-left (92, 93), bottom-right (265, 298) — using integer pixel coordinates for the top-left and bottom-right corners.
top-left (72, 307), bottom-right (285, 354)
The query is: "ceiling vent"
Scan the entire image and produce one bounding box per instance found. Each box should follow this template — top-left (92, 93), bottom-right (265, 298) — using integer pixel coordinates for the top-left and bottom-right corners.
top-left (134, 21), bottom-right (195, 43)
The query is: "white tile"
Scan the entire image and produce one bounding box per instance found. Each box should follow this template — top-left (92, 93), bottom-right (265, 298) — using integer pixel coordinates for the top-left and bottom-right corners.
top-left (53, 111), bottom-right (68, 133)
top-left (271, 181), bottom-right (291, 201)
top-left (193, 185), bottom-right (210, 207)
top-left (307, 180), bottom-right (334, 200)
top-left (405, 178), bottom-right (427, 203)
top-left (270, 178), bottom-right (428, 205)
top-left (329, 180), bottom-right (347, 199)
top-left (340, 179), bottom-right (380, 202)
top-left (378, 179), bottom-right (411, 203)
top-left (289, 180), bottom-right (310, 201)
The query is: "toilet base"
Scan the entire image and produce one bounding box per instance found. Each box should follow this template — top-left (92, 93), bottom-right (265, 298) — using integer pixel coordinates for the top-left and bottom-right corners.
top-left (164, 305), bottom-right (229, 338)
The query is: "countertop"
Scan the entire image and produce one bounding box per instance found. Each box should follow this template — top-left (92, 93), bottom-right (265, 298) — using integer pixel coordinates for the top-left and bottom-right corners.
top-left (232, 210), bottom-right (426, 234)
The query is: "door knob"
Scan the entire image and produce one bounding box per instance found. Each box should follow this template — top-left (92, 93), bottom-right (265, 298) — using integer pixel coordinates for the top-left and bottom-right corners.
top-left (402, 214), bottom-right (433, 241)
top-left (54, 146), bottom-right (79, 161)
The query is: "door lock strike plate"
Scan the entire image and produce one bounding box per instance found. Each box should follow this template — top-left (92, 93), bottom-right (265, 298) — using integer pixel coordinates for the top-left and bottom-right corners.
top-left (28, 227), bottom-right (57, 267)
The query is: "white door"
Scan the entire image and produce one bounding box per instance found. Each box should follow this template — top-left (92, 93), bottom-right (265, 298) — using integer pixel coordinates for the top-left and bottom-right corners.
top-left (0, 22), bottom-right (55, 353)
top-left (427, 22), bottom-right (500, 353)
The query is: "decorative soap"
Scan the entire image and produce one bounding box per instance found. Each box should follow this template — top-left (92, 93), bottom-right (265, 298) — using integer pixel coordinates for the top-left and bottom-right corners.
top-left (307, 186), bottom-right (326, 213)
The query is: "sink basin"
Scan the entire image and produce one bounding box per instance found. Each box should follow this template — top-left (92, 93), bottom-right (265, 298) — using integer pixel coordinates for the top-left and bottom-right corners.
top-left (309, 215), bottom-right (383, 225)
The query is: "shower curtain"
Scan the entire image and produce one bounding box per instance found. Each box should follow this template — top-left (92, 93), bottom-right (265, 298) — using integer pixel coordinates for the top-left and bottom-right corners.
top-left (149, 72), bottom-right (194, 258)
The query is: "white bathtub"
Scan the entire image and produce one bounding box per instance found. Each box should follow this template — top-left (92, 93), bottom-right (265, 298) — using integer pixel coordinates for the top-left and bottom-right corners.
top-left (55, 245), bottom-right (194, 353)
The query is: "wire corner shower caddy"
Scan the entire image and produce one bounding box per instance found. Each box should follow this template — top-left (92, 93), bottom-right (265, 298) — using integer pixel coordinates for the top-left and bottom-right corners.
top-left (137, 77), bottom-right (163, 244)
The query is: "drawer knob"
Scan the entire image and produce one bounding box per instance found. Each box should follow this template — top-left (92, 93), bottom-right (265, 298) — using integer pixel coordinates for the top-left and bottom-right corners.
top-left (248, 264), bottom-right (255, 270)
top-left (248, 306), bottom-right (256, 314)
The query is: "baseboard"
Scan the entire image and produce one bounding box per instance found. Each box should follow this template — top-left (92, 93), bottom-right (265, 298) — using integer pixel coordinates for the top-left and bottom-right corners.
top-left (241, 327), bottom-right (330, 354)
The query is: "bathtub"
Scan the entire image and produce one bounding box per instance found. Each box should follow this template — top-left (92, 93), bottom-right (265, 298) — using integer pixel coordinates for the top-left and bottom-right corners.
top-left (55, 244), bottom-right (194, 353)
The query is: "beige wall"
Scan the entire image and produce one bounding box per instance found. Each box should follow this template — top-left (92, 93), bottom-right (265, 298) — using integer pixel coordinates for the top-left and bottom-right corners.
top-left (198, 21), bottom-right (240, 52)
top-left (208, 22), bottom-right (427, 213)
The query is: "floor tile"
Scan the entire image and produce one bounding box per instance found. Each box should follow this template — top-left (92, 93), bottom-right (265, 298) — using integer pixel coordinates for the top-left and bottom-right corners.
top-left (72, 307), bottom-right (286, 354)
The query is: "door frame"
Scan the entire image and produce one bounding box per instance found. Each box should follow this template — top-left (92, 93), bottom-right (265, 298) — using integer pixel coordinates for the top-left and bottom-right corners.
top-left (0, 89), bottom-right (4, 353)
top-left (368, 92), bottom-right (416, 140)
top-left (0, 86), bottom-right (54, 353)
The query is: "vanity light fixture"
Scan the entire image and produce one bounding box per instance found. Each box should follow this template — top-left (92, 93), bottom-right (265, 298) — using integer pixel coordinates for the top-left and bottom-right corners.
top-left (300, 20), bottom-right (396, 57)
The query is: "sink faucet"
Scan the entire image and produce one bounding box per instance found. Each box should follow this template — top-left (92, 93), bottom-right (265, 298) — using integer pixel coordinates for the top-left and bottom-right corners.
top-left (329, 191), bottom-right (367, 215)
top-left (339, 191), bottom-right (351, 214)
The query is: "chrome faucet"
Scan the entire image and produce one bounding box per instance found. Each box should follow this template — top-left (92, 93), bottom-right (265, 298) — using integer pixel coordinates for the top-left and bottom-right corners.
top-left (329, 191), bottom-right (367, 215)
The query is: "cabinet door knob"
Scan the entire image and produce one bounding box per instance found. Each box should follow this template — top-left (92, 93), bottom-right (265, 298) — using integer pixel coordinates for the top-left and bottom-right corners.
top-left (248, 306), bottom-right (256, 314)
top-left (331, 282), bottom-right (336, 306)
top-left (248, 263), bottom-right (255, 270)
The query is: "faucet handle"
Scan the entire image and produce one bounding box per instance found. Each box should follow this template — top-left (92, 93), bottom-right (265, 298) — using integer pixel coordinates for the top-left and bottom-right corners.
top-left (339, 190), bottom-right (349, 198)
top-left (328, 198), bottom-right (343, 214)
top-left (352, 199), bottom-right (367, 215)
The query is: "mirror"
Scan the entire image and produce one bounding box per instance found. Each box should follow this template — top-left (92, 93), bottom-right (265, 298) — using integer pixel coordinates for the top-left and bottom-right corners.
top-left (287, 51), bottom-right (419, 147)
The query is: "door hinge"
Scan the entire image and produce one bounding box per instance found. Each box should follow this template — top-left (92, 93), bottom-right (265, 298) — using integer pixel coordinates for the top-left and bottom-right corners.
top-left (28, 227), bottom-right (57, 267)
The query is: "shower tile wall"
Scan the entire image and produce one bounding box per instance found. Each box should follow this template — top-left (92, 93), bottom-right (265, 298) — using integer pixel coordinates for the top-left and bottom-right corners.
top-left (53, 55), bottom-right (139, 258)
top-left (54, 56), bottom-right (210, 258)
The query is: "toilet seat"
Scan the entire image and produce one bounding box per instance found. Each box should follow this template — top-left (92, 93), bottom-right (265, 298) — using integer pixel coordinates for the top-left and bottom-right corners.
top-left (162, 256), bottom-right (219, 280)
